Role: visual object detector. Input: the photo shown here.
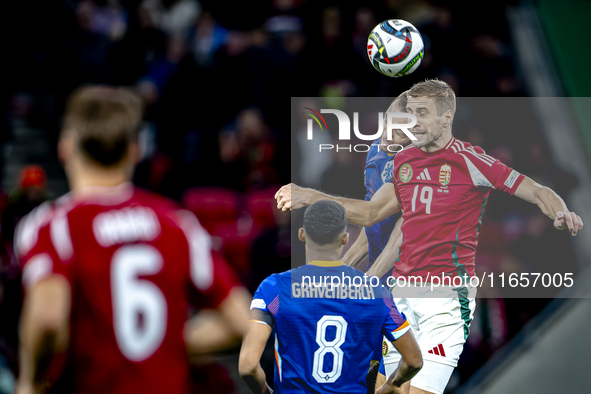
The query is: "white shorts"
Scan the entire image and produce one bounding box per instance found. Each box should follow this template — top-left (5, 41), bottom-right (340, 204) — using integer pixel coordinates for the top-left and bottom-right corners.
top-left (382, 284), bottom-right (477, 394)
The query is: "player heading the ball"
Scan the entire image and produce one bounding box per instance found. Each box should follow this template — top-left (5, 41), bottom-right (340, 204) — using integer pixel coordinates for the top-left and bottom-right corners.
top-left (276, 79), bottom-right (582, 394)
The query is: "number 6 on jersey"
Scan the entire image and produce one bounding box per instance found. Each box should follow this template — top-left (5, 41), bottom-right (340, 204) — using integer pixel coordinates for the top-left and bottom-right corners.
top-left (111, 245), bottom-right (167, 362)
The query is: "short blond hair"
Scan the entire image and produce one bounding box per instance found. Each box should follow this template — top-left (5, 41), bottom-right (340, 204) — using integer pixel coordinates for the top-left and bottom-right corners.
top-left (408, 79), bottom-right (456, 115)
top-left (386, 90), bottom-right (410, 113)
top-left (63, 85), bottom-right (142, 166)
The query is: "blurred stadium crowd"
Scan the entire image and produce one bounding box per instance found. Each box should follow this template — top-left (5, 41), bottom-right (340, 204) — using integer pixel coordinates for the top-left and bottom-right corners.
top-left (0, 0), bottom-right (580, 393)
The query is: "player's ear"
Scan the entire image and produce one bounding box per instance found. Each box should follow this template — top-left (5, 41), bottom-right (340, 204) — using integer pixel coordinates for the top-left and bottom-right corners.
top-left (298, 228), bottom-right (305, 242)
top-left (127, 141), bottom-right (141, 165)
top-left (58, 131), bottom-right (75, 165)
top-left (341, 232), bottom-right (349, 245)
top-left (445, 110), bottom-right (454, 125)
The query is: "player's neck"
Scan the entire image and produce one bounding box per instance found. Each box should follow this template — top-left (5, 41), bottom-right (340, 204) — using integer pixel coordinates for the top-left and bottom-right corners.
top-left (305, 247), bottom-right (342, 265)
top-left (66, 158), bottom-right (132, 194)
top-left (421, 131), bottom-right (453, 153)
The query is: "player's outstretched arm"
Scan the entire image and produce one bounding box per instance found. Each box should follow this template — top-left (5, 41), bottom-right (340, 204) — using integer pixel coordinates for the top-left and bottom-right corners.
top-left (238, 318), bottom-right (274, 394)
top-left (342, 228), bottom-right (369, 268)
top-left (185, 287), bottom-right (251, 356)
top-left (275, 183), bottom-right (400, 227)
top-left (366, 218), bottom-right (403, 279)
top-left (18, 275), bottom-right (71, 394)
top-left (514, 176), bottom-right (583, 236)
top-left (376, 331), bottom-right (423, 394)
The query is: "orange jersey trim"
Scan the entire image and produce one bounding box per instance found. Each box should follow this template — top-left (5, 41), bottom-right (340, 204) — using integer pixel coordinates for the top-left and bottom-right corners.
top-left (393, 320), bottom-right (410, 332)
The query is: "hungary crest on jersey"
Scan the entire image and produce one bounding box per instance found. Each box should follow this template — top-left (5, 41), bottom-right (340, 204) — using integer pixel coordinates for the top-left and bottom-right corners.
top-left (439, 164), bottom-right (451, 186)
top-left (399, 163), bottom-right (413, 183)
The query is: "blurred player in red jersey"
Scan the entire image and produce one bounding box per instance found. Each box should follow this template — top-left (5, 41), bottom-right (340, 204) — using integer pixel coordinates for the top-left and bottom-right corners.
top-left (15, 86), bottom-right (250, 394)
top-left (276, 79), bottom-right (583, 394)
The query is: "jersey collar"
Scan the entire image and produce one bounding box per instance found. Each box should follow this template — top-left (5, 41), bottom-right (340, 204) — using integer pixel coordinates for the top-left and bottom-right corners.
top-left (308, 260), bottom-right (345, 267)
top-left (71, 182), bottom-right (135, 205)
top-left (444, 136), bottom-right (456, 150)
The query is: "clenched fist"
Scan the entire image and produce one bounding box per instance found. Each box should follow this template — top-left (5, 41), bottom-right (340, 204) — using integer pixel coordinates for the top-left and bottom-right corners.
top-left (554, 211), bottom-right (583, 236)
top-left (274, 183), bottom-right (308, 211)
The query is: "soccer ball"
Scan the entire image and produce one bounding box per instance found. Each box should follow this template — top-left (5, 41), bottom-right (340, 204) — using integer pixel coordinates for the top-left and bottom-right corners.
top-left (367, 19), bottom-right (424, 77)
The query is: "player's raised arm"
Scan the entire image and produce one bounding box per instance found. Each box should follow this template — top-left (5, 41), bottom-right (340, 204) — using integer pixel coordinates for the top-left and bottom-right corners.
top-left (342, 228), bottom-right (369, 268)
top-left (18, 275), bottom-right (71, 394)
top-left (275, 183), bottom-right (400, 227)
top-left (366, 217), bottom-right (403, 279)
top-left (514, 176), bottom-right (583, 236)
top-left (456, 146), bottom-right (583, 236)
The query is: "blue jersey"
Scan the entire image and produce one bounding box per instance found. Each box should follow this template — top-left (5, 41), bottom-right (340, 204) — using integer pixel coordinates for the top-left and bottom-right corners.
top-left (364, 140), bottom-right (400, 267)
top-left (251, 261), bottom-right (410, 394)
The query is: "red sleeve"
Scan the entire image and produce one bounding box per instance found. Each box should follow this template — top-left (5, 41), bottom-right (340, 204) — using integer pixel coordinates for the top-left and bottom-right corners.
top-left (16, 204), bottom-right (72, 289)
top-left (393, 178), bottom-right (404, 210)
top-left (459, 146), bottom-right (525, 195)
top-left (178, 210), bottom-right (240, 309)
top-left (202, 252), bottom-right (241, 308)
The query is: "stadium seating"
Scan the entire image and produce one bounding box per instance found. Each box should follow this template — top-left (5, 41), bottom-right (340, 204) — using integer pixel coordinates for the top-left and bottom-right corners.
top-left (181, 187), bottom-right (240, 233)
top-left (246, 186), bottom-right (280, 229)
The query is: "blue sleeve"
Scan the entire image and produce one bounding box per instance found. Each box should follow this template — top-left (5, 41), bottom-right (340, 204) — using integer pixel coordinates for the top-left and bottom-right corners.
top-left (379, 358), bottom-right (386, 375)
top-left (364, 167), bottom-right (372, 201)
top-left (251, 275), bottom-right (281, 324)
top-left (380, 287), bottom-right (410, 342)
top-left (364, 143), bottom-right (377, 201)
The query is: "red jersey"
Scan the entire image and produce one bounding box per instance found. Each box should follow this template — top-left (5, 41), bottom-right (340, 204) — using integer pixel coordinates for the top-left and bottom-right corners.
top-left (393, 137), bottom-right (525, 279)
top-left (16, 184), bottom-right (237, 394)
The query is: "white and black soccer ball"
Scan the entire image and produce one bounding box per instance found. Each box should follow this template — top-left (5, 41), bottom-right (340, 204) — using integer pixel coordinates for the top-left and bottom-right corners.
top-left (367, 19), bottom-right (424, 77)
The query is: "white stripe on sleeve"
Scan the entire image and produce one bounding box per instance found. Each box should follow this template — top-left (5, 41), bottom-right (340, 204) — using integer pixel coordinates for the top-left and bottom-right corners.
top-left (460, 154), bottom-right (494, 188)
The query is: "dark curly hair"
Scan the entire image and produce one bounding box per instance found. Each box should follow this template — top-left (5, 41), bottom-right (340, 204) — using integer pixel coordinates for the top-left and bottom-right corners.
top-left (303, 200), bottom-right (347, 245)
